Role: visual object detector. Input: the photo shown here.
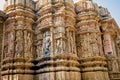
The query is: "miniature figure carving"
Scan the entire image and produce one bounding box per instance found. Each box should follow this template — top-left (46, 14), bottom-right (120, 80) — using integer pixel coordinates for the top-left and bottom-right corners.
top-left (43, 31), bottom-right (51, 57)
top-left (15, 30), bottom-right (23, 57)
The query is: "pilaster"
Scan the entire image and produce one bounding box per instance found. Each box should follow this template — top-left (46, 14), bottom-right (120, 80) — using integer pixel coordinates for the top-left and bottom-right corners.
top-left (100, 6), bottom-right (120, 80)
top-left (75, 0), bottom-right (110, 80)
top-left (0, 10), bottom-right (6, 80)
top-left (1, 0), bottom-right (35, 80)
top-left (35, 0), bottom-right (81, 80)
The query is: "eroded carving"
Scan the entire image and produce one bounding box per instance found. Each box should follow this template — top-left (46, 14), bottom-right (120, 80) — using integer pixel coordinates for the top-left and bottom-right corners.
top-left (7, 31), bottom-right (15, 58)
top-left (43, 31), bottom-right (51, 57)
top-left (15, 30), bottom-right (23, 57)
top-left (24, 31), bottom-right (33, 59)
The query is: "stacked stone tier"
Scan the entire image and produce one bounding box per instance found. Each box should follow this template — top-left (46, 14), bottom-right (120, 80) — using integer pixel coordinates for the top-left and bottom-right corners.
top-left (80, 56), bottom-right (108, 72)
top-left (1, 59), bottom-right (34, 75)
top-left (4, 0), bottom-right (34, 12)
top-left (35, 54), bottom-right (80, 74)
top-left (1, 0), bottom-right (35, 78)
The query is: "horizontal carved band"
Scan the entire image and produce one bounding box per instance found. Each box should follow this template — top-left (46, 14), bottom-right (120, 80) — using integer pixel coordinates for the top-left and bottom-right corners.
top-left (36, 66), bottom-right (80, 73)
top-left (81, 67), bottom-right (108, 72)
top-left (1, 69), bottom-right (34, 75)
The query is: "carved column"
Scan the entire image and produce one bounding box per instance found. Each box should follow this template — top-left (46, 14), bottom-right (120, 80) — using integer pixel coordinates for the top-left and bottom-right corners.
top-left (116, 35), bottom-right (120, 80)
top-left (75, 0), bottom-right (110, 80)
top-left (35, 0), bottom-right (80, 80)
top-left (102, 22), bottom-right (120, 80)
top-left (35, 0), bottom-right (53, 80)
top-left (0, 11), bottom-right (6, 80)
top-left (1, 0), bottom-right (35, 80)
top-left (100, 6), bottom-right (120, 79)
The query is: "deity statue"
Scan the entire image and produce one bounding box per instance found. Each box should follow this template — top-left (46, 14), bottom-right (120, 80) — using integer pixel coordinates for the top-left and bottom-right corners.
top-left (24, 31), bottom-right (33, 59)
top-left (7, 31), bottom-right (15, 58)
top-left (15, 30), bottom-right (23, 57)
top-left (69, 31), bottom-right (74, 54)
top-left (56, 39), bottom-right (65, 54)
top-left (43, 31), bottom-right (51, 57)
top-left (26, 32), bottom-right (33, 58)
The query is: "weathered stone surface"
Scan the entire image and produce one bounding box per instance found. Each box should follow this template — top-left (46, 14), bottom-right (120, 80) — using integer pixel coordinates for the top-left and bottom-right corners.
top-left (1, 0), bottom-right (34, 80)
top-left (0, 0), bottom-right (120, 80)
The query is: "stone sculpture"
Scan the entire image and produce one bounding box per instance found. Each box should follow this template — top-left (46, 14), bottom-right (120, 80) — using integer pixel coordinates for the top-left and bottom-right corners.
top-left (0, 0), bottom-right (120, 80)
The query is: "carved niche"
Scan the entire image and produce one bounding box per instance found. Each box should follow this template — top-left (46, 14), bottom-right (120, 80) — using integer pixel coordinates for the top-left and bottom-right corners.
top-left (42, 30), bottom-right (51, 57)
top-left (54, 27), bottom-right (66, 54)
top-left (7, 31), bottom-right (15, 58)
top-left (15, 30), bottom-right (24, 57)
top-left (69, 31), bottom-right (75, 54)
top-left (24, 30), bottom-right (33, 59)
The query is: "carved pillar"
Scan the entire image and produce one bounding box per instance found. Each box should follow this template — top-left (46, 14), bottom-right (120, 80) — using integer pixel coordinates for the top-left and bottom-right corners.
top-left (35, 0), bottom-right (53, 80)
top-left (75, 0), bottom-right (110, 80)
top-left (101, 18), bottom-right (120, 80)
top-left (116, 35), bottom-right (120, 79)
top-left (0, 11), bottom-right (5, 80)
top-left (1, 0), bottom-right (35, 80)
top-left (35, 0), bottom-right (80, 80)
top-left (99, 5), bottom-right (120, 80)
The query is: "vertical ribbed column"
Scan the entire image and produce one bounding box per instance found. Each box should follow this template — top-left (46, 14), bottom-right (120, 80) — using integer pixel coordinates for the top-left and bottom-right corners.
top-left (0, 11), bottom-right (5, 80)
top-left (116, 36), bottom-right (120, 80)
top-left (35, 0), bottom-right (80, 80)
top-left (75, 0), bottom-right (110, 80)
top-left (1, 0), bottom-right (35, 80)
top-left (35, 0), bottom-right (54, 80)
top-left (53, 0), bottom-right (81, 80)
top-left (99, 6), bottom-right (120, 80)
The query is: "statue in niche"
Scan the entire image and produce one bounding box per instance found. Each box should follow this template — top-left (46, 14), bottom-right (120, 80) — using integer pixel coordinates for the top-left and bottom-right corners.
top-left (56, 39), bottom-right (65, 54)
top-left (43, 31), bottom-right (51, 57)
top-left (24, 31), bottom-right (33, 59)
top-left (26, 32), bottom-right (33, 58)
top-left (15, 30), bottom-right (23, 57)
top-left (69, 31), bottom-right (74, 54)
top-left (8, 32), bottom-right (15, 58)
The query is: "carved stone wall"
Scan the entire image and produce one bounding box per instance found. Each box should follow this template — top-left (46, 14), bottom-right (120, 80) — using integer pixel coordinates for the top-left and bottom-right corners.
top-left (75, 0), bottom-right (110, 80)
top-left (99, 6), bottom-right (120, 80)
top-left (0, 0), bottom-right (120, 80)
top-left (35, 0), bottom-right (80, 80)
top-left (1, 0), bottom-right (35, 80)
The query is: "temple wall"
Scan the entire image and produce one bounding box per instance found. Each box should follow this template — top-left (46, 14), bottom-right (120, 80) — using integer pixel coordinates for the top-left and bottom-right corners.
top-left (0, 0), bottom-right (120, 80)
top-left (1, 0), bottom-right (35, 80)
top-left (99, 5), bottom-right (120, 79)
top-left (35, 0), bottom-right (81, 80)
